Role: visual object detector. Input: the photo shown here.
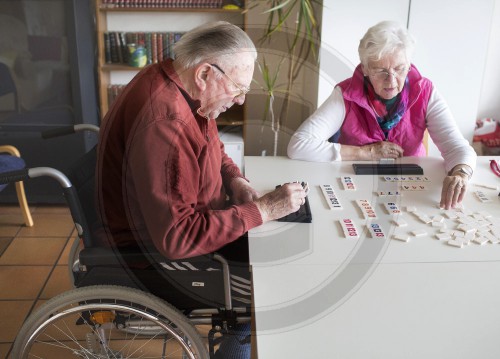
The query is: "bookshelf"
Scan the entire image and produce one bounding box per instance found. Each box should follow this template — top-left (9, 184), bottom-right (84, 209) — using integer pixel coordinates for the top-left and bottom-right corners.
top-left (94, 0), bottom-right (247, 130)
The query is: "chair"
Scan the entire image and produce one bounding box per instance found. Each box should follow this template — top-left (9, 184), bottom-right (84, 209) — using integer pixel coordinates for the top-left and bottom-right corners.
top-left (2, 127), bottom-right (250, 358)
top-left (0, 145), bottom-right (33, 227)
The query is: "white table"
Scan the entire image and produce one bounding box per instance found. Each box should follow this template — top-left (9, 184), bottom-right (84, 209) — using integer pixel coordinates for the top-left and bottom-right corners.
top-left (245, 156), bottom-right (500, 359)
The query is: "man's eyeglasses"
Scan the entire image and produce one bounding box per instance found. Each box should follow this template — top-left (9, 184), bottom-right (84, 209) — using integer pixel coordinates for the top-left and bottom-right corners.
top-left (210, 63), bottom-right (250, 98)
top-left (369, 66), bottom-right (410, 81)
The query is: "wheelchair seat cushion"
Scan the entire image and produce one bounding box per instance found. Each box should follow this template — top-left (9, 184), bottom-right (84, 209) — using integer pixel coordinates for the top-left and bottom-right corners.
top-left (0, 154), bottom-right (25, 191)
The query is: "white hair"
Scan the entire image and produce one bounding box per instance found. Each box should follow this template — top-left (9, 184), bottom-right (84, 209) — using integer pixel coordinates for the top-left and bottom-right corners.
top-left (173, 21), bottom-right (257, 70)
top-left (358, 21), bottom-right (415, 66)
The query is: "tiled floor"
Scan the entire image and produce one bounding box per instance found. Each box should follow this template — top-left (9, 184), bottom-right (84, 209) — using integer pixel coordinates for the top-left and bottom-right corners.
top-left (0, 204), bottom-right (75, 359)
top-left (0, 203), bottom-right (217, 358)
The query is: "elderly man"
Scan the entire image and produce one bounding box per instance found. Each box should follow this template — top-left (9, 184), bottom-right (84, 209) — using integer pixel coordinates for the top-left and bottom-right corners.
top-left (96, 21), bottom-right (307, 358)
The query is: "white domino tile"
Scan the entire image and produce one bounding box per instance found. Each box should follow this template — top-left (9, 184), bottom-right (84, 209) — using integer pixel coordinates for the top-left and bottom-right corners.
top-left (443, 211), bottom-right (458, 219)
top-left (393, 218), bottom-right (408, 227)
top-left (475, 190), bottom-right (492, 203)
top-left (431, 221), bottom-right (445, 228)
top-left (320, 184), bottom-right (343, 210)
top-left (402, 184), bottom-right (427, 191)
top-left (472, 236), bottom-right (489, 245)
top-left (339, 219), bottom-right (360, 239)
top-left (436, 233), bottom-right (452, 240)
top-left (447, 239), bottom-right (465, 248)
top-left (356, 199), bottom-right (377, 219)
top-left (368, 223), bottom-right (386, 239)
top-left (383, 202), bottom-right (401, 215)
top-left (384, 176), bottom-right (430, 182)
top-left (457, 224), bottom-right (476, 234)
top-left (411, 229), bottom-right (428, 237)
top-left (432, 215), bottom-right (444, 223)
top-left (377, 191), bottom-right (402, 196)
top-left (393, 234), bottom-right (410, 242)
top-left (417, 215), bottom-right (432, 224)
top-left (341, 176), bottom-right (356, 190)
top-left (477, 211), bottom-right (492, 218)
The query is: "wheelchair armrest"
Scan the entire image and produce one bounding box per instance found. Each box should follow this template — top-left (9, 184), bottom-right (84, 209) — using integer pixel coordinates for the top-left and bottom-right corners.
top-left (79, 247), bottom-right (233, 310)
top-left (79, 247), bottom-right (217, 268)
top-left (79, 247), bottom-right (167, 267)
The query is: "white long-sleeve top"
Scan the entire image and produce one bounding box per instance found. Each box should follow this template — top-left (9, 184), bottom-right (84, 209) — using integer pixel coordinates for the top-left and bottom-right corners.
top-left (287, 85), bottom-right (477, 173)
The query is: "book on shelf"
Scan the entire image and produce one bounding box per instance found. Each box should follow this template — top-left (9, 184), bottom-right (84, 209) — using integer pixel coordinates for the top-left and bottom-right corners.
top-left (145, 32), bottom-right (152, 64)
top-left (151, 32), bottom-right (158, 63)
top-left (119, 32), bottom-right (128, 64)
top-left (108, 31), bottom-right (120, 63)
top-left (103, 32), bottom-right (112, 63)
top-left (103, 31), bottom-right (185, 66)
top-left (157, 32), bottom-right (163, 63)
top-left (100, 0), bottom-right (226, 8)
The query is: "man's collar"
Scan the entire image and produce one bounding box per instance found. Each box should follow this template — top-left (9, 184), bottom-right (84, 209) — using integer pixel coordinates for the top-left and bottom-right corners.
top-left (160, 59), bottom-right (201, 112)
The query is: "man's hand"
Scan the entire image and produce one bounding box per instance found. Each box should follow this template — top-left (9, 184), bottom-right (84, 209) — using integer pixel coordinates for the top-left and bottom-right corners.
top-left (230, 177), bottom-right (260, 205)
top-left (253, 182), bottom-right (308, 222)
top-left (440, 172), bottom-right (469, 210)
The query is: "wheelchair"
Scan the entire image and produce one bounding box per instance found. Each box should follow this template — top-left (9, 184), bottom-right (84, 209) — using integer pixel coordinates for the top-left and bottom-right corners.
top-left (1, 125), bottom-right (252, 359)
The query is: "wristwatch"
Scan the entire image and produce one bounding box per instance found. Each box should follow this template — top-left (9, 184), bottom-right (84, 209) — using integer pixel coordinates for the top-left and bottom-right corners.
top-left (451, 166), bottom-right (473, 180)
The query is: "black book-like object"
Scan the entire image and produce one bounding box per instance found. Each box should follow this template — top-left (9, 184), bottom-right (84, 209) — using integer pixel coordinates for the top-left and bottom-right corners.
top-left (276, 184), bottom-right (312, 223)
top-left (353, 163), bottom-right (424, 175)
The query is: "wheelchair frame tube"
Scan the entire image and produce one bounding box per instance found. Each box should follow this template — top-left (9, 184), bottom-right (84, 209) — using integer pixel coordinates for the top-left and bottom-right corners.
top-left (213, 253), bottom-right (232, 311)
top-left (41, 124), bottom-right (100, 139)
top-left (29, 168), bottom-right (92, 248)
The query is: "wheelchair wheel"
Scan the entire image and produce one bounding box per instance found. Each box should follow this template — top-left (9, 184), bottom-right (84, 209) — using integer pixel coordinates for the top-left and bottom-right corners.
top-left (12, 285), bottom-right (208, 359)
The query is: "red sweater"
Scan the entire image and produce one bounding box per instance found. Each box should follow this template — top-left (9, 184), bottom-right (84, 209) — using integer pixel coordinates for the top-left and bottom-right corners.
top-left (96, 59), bottom-right (262, 259)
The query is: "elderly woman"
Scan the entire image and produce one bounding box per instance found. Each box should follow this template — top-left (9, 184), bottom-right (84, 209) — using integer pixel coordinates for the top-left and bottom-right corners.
top-left (287, 21), bottom-right (476, 209)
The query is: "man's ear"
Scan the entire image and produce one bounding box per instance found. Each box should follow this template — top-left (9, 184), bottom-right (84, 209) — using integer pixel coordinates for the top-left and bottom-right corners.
top-left (194, 63), bottom-right (212, 91)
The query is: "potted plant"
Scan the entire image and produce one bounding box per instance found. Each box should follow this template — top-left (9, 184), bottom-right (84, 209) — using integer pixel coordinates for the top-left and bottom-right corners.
top-left (246, 0), bottom-right (322, 156)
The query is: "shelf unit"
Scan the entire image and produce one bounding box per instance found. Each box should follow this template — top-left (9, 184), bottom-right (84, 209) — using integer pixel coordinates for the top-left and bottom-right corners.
top-left (94, 1), bottom-right (247, 128)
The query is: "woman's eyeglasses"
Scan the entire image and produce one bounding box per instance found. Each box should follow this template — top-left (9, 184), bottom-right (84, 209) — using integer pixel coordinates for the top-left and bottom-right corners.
top-left (369, 66), bottom-right (410, 81)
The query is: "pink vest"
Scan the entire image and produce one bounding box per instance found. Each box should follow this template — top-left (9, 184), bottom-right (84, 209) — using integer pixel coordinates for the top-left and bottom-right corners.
top-left (337, 64), bottom-right (432, 157)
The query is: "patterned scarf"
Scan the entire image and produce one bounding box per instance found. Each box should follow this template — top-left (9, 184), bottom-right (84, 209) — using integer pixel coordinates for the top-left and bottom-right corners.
top-left (365, 77), bottom-right (410, 138)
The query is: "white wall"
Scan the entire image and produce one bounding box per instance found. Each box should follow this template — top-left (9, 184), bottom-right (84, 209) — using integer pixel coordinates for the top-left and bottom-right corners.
top-left (408, 0), bottom-right (494, 156)
top-left (478, 0), bottom-right (500, 121)
top-left (318, 0), bottom-right (410, 104)
top-left (319, 0), bottom-right (497, 157)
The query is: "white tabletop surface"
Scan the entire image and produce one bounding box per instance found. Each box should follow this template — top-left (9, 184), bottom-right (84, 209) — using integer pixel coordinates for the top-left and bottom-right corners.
top-left (245, 156), bottom-right (500, 359)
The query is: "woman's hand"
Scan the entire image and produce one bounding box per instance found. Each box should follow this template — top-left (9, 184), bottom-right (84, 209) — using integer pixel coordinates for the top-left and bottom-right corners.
top-left (440, 173), bottom-right (468, 209)
top-left (340, 141), bottom-right (404, 161)
top-left (363, 141), bottom-right (404, 160)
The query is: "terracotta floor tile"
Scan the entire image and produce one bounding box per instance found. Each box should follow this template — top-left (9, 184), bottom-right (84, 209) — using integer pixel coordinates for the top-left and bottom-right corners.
top-left (57, 234), bottom-right (80, 266)
top-left (0, 237), bottom-right (13, 257)
top-left (0, 237), bottom-right (68, 265)
top-left (32, 205), bottom-right (70, 215)
top-left (0, 204), bottom-right (27, 215)
top-left (0, 215), bottom-right (22, 237)
top-left (40, 266), bottom-right (73, 300)
top-left (0, 343), bottom-right (13, 359)
top-left (0, 300), bottom-right (34, 342)
top-left (33, 299), bottom-right (48, 311)
top-left (17, 213), bottom-right (74, 237)
top-left (0, 266), bottom-right (51, 300)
